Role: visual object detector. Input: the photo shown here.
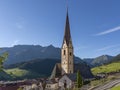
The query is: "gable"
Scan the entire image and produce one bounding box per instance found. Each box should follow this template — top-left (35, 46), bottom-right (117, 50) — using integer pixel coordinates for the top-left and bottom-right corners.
top-left (59, 75), bottom-right (72, 83)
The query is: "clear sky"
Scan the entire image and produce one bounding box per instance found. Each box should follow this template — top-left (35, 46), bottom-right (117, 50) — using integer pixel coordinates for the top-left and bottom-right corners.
top-left (0, 0), bottom-right (120, 58)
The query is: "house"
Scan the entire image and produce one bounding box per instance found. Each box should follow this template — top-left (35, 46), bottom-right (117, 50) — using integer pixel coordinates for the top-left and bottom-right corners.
top-left (45, 80), bottom-right (58, 90)
top-left (21, 82), bottom-right (43, 90)
top-left (58, 73), bottom-right (77, 89)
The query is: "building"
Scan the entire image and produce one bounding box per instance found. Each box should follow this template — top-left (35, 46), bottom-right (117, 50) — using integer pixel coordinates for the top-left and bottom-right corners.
top-left (50, 10), bottom-right (93, 80)
top-left (45, 80), bottom-right (58, 90)
top-left (58, 73), bottom-right (76, 89)
top-left (61, 10), bottom-right (74, 75)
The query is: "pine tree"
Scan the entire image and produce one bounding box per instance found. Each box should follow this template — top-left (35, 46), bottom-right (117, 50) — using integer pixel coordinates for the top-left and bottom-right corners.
top-left (77, 70), bottom-right (83, 88)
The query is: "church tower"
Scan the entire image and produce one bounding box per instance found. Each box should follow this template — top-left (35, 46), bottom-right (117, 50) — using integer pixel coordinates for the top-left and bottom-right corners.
top-left (61, 10), bottom-right (74, 75)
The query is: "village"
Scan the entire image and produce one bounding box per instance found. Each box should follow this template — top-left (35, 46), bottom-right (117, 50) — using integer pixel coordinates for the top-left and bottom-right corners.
top-left (0, 1), bottom-right (120, 90)
top-left (0, 6), bottom-right (94, 90)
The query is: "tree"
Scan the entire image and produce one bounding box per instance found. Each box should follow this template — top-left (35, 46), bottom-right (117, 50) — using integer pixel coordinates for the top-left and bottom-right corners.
top-left (77, 70), bottom-right (83, 88)
top-left (0, 49), bottom-right (8, 71)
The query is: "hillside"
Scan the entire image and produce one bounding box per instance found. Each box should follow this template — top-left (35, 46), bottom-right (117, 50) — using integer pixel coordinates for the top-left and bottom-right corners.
top-left (0, 45), bottom-right (60, 65)
top-left (0, 70), bottom-right (12, 80)
top-left (91, 55), bottom-right (113, 66)
top-left (0, 45), bottom-right (94, 80)
top-left (4, 58), bottom-right (93, 80)
top-left (91, 62), bottom-right (120, 75)
top-left (0, 45), bottom-right (82, 65)
top-left (5, 68), bottom-right (42, 80)
top-left (4, 58), bottom-right (59, 78)
top-left (83, 58), bottom-right (94, 67)
top-left (0, 45), bottom-right (117, 67)
top-left (0, 58), bottom-right (59, 80)
top-left (91, 54), bottom-right (120, 75)
top-left (110, 54), bottom-right (120, 63)
top-left (83, 55), bottom-right (113, 67)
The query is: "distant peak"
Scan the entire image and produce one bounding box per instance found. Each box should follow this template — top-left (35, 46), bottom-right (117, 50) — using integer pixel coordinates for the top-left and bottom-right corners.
top-left (13, 45), bottom-right (42, 48)
top-left (48, 44), bottom-right (54, 48)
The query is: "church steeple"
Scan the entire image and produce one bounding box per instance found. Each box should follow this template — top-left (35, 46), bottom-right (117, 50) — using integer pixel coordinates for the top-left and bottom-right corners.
top-left (61, 9), bottom-right (74, 75)
top-left (63, 10), bottom-right (72, 46)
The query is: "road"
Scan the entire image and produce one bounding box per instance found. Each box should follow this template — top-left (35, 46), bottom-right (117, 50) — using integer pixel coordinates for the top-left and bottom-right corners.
top-left (91, 79), bottom-right (120, 90)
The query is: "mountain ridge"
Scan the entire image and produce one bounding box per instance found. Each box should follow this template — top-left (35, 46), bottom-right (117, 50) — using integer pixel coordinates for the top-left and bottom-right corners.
top-left (83, 55), bottom-right (114, 67)
top-left (0, 45), bottom-right (119, 67)
top-left (1, 45), bottom-right (61, 65)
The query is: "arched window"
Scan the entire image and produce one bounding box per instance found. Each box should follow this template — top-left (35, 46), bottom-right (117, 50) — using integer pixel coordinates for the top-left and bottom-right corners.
top-left (64, 50), bottom-right (66, 55)
top-left (70, 52), bottom-right (72, 56)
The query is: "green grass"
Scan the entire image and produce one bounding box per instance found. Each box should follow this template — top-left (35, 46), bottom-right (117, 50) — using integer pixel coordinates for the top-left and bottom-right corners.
top-left (111, 85), bottom-right (120, 90)
top-left (5, 68), bottom-right (29, 77)
top-left (4, 68), bottom-right (46, 80)
top-left (91, 62), bottom-right (120, 88)
top-left (91, 62), bottom-right (120, 75)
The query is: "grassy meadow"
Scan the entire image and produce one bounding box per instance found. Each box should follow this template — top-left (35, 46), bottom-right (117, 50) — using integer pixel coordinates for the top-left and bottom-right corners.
top-left (111, 85), bottom-right (120, 90)
top-left (91, 62), bottom-right (120, 75)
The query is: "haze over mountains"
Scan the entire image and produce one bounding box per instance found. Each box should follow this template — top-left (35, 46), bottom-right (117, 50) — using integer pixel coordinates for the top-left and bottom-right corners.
top-left (0, 45), bottom-right (119, 67)
top-left (1, 45), bottom-right (61, 65)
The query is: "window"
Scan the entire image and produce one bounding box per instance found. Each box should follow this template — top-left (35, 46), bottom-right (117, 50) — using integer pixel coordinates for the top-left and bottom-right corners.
top-left (64, 80), bottom-right (67, 88)
top-left (64, 50), bottom-right (66, 55)
top-left (70, 52), bottom-right (72, 56)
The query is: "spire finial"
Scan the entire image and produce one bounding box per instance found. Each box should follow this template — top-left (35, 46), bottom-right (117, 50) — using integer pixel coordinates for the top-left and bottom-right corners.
top-left (66, 0), bottom-right (68, 12)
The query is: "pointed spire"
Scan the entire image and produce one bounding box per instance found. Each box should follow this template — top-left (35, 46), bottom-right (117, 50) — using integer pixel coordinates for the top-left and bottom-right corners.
top-left (63, 9), bottom-right (72, 46)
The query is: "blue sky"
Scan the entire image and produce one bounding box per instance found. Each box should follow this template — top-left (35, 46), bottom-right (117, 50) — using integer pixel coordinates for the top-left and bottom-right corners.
top-left (0, 0), bottom-right (120, 58)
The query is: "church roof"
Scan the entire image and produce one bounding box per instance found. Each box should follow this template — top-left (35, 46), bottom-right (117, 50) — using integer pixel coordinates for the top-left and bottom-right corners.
top-left (63, 11), bottom-right (72, 46)
top-left (50, 63), bottom-right (94, 80)
top-left (49, 63), bottom-right (61, 79)
top-left (65, 73), bottom-right (77, 82)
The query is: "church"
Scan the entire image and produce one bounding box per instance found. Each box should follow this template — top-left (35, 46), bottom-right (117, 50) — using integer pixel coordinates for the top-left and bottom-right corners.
top-left (50, 10), bottom-right (93, 80)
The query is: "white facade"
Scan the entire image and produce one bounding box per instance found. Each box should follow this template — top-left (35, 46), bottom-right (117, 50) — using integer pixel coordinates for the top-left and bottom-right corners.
top-left (22, 83), bottom-right (43, 90)
top-left (59, 75), bottom-right (74, 89)
top-left (45, 83), bottom-right (58, 90)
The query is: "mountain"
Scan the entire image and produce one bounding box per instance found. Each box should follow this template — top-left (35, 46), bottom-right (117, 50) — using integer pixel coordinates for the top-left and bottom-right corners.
top-left (1, 45), bottom-right (116, 67)
top-left (4, 58), bottom-right (93, 80)
top-left (92, 54), bottom-right (120, 75)
top-left (83, 58), bottom-right (94, 67)
top-left (0, 70), bottom-right (12, 80)
top-left (5, 58), bottom-right (59, 77)
top-left (91, 55), bottom-right (113, 66)
top-left (83, 55), bottom-right (114, 67)
top-left (91, 61), bottom-right (120, 75)
top-left (0, 45), bottom-right (93, 80)
top-left (4, 59), bottom-right (59, 80)
top-left (110, 54), bottom-right (120, 63)
top-left (0, 45), bottom-right (82, 65)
